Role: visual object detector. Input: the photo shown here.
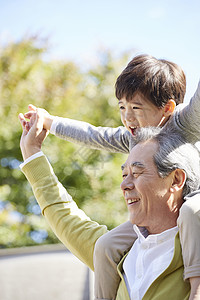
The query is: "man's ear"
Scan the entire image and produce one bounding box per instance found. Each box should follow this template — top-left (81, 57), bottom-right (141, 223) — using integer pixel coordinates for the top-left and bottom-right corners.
top-left (170, 169), bottom-right (186, 193)
top-left (163, 99), bottom-right (176, 117)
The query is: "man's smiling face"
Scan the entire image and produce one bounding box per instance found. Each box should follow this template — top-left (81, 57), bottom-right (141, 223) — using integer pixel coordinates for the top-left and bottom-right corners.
top-left (120, 140), bottom-right (176, 234)
top-left (118, 92), bottom-right (166, 135)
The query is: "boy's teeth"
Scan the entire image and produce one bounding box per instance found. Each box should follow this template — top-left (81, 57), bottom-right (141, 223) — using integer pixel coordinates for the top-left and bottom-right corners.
top-left (128, 199), bottom-right (138, 204)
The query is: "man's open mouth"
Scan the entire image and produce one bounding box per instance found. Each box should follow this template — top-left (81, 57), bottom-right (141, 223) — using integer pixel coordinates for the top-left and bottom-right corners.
top-left (127, 198), bottom-right (139, 204)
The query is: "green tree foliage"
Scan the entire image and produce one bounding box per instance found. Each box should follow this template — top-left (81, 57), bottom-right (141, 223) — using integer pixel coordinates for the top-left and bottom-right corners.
top-left (0, 36), bottom-right (132, 248)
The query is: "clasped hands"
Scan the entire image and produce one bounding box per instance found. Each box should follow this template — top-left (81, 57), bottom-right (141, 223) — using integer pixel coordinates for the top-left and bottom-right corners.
top-left (19, 105), bottom-right (48, 161)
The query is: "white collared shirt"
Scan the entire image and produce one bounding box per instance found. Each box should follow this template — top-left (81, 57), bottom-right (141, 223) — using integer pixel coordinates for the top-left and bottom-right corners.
top-left (123, 225), bottom-right (178, 300)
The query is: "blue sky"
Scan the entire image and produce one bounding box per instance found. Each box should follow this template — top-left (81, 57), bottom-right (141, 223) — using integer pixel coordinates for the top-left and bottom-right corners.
top-left (1, 0), bottom-right (199, 102)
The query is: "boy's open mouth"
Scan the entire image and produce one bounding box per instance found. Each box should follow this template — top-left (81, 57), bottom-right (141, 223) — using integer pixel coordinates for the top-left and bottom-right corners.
top-left (129, 126), bottom-right (138, 136)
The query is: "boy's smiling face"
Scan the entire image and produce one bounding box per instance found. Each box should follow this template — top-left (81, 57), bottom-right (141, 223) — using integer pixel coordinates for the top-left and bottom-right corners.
top-left (118, 92), bottom-right (169, 135)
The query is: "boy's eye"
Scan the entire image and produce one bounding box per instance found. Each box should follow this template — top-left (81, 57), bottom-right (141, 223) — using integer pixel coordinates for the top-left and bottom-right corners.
top-left (132, 106), bottom-right (140, 110)
top-left (122, 174), bottom-right (127, 178)
top-left (119, 106), bottom-right (125, 110)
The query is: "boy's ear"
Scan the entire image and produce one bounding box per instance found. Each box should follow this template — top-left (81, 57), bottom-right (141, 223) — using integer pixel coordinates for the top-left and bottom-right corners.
top-left (170, 169), bottom-right (186, 193)
top-left (164, 99), bottom-right (176, 117)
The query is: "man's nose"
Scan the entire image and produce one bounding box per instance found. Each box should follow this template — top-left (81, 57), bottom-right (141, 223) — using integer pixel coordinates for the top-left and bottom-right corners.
top-left (120, 175), bottom-right (135, 191)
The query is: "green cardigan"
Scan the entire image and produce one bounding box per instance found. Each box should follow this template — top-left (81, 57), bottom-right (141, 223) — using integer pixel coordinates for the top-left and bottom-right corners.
top-left (22, 155), bottom-right (191, 300)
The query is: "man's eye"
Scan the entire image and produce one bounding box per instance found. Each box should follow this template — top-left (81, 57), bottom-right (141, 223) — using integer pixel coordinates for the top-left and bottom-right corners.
top-left (132, 106), bottom-right (140, 110)
top-left (133, 172), bottom-right (140, 178)
top-left (119, 106), bottom-right (125, 110)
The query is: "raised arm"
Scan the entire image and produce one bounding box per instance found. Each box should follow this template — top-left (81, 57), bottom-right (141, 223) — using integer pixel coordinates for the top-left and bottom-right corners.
top-left (171, 80), bottom-right (200, 299)
top-left (52, 117), bottom-right (131, 153)
top-left (24, 105), bottom-right (131, 154)
top-left (174, 80), bottom-right (200, 143)
top-left (21, 155), bottom-right (107, 270)
top-left (19, 110), bottom-right (108, 270)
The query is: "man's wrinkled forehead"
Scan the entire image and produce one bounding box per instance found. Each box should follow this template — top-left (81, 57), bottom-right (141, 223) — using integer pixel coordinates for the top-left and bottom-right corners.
top-left (121, 140), bottom-right (158, 171)
top-left (121, 143), bottom-right (146, 171)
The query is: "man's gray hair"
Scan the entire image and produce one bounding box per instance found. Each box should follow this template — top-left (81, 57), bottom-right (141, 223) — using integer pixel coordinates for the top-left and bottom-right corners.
top-left (134, 127), bottom-right (200, 198)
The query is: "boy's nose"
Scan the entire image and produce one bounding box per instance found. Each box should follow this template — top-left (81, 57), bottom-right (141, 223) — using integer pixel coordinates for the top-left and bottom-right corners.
top-left (125, 110), bottom-right (135, 122)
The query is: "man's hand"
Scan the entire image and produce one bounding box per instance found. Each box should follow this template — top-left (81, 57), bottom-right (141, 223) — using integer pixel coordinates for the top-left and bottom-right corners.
top-left (19, 109), bottom-right (48, 161)
top-left (24, 104), bottom-right (54, 131)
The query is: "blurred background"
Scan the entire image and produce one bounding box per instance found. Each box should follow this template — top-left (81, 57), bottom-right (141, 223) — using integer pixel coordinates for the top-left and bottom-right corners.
top-left (0, 0), bottom-right (200, 249)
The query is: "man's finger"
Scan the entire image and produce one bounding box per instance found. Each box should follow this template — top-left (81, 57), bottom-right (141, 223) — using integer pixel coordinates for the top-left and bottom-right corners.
top-left (18, 113), bottom-right (27, 130)
top-left (25, 122), bottom-right (31, 132)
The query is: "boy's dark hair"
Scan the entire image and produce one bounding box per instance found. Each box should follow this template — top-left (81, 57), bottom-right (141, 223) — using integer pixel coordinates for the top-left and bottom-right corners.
top-left (115, 54), bottom-right (186, 107)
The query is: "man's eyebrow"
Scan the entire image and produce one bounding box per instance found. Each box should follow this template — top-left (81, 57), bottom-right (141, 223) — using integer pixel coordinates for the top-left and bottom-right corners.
top-left (121, 163), bottom-right (126, 171)
top-left (121, 161), bottom-right (145, 171)
top-left (131, 162), bottom-right (145, 168)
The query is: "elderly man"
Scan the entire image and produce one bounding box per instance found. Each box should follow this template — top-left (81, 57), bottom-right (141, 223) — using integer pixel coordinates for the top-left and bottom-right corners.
top-left (19, 111), bottom-right (200, 299)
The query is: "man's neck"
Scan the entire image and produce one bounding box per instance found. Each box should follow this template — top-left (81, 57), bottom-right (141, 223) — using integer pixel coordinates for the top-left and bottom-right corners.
top-left (145, 218), bottom-right (178, 235)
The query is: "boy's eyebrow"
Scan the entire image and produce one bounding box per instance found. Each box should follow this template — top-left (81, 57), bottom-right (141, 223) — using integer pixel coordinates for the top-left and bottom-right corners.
top-left (118, 100), bottom-right (143, 106)
top-left (131, 102), bottom-right (143, 106)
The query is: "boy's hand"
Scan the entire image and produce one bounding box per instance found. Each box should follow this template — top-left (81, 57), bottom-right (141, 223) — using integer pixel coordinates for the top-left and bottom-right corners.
top-left (24, 104), bottom-right (55, 131)
top-left (19, 109), bottom-right (48, 161)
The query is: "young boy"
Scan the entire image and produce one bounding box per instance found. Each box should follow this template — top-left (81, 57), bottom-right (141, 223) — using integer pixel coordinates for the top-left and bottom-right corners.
top-left (23, 54), bottom-right (200, 299)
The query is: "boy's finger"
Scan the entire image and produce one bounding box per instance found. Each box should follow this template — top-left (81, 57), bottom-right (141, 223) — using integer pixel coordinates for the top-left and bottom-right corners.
top-left (24, 111), bottom-right (35, 119)
top-left (33, 109), bottom-right (44, 136)
top-left (28, 104), bottom-right (37, 111)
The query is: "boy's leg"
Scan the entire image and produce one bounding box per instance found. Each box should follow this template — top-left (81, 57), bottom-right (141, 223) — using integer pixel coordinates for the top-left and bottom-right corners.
top-left (93, 221), bottom-right (137, 300)
top-left (177, 193), bottom-right (200, 280)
